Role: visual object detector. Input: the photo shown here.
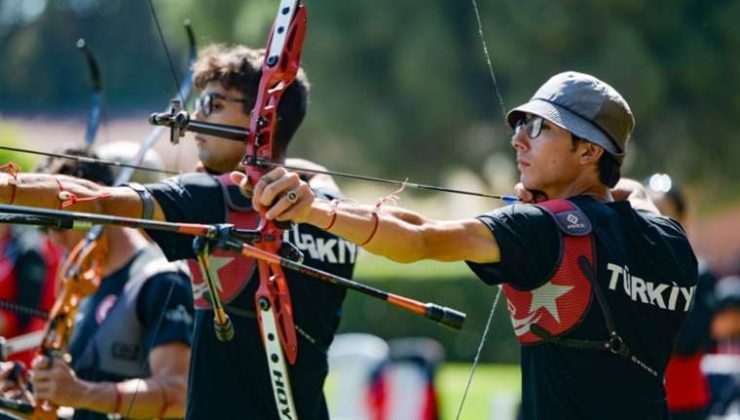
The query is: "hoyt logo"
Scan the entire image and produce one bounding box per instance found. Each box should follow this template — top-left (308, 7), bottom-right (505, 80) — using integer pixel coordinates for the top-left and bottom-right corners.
top-left (270, 365), bottom-right (294, 419)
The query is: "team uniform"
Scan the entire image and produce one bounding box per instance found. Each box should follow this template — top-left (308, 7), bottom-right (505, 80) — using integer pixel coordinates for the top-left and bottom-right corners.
top-left (467, 196), bottom-right (698, 420)
top-left (68, 246), bottom-right (194, 420)
top-left (145, 173), bottom-right (357, 420)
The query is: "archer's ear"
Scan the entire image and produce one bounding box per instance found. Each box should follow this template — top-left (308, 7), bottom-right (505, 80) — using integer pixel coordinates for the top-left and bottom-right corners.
top-left (579, 142), bottom-right (604, 164)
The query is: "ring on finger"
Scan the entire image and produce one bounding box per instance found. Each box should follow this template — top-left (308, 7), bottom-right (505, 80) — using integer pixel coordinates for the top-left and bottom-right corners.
top-left (286, 190), bottom-right (299, 204)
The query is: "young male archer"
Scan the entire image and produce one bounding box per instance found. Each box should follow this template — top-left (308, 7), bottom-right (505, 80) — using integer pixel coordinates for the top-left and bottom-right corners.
top-left (0, 44), bottom-right (357, 419)
top-left (249, 71), bottom-right (699, 419)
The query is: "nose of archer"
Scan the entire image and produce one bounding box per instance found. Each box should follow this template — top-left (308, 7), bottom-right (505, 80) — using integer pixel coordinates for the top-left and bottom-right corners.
top-left (511, 129), bottom-right (528, 152)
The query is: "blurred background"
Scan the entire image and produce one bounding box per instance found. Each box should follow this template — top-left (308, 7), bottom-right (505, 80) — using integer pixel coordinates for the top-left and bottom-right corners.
top-left (1, 0), bottom-right (739, 418)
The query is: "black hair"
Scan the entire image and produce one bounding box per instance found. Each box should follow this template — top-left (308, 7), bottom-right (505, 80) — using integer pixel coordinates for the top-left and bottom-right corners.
top-left (36, 147), bottom-right (114, 186)
top-left (571, 135), bottom-right (621, 188)
top-left (193, 44), bottom-right (309, 157)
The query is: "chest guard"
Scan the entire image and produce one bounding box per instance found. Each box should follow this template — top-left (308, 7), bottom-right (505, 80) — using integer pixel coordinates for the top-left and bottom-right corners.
top-left (74, 246), bottom-right (185, 378)
top-left (503, 199), bottom-right (594, 345)
top-left (187, 174), bottom-right (260, 309)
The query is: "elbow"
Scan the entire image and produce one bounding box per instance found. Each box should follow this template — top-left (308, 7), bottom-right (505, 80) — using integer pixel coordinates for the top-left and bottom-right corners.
top-left (381, 225), bottom-right (431, 264)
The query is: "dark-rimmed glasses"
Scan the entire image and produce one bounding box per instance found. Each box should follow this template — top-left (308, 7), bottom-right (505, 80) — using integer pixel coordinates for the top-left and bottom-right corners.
top-left (195, 92), bottom-right (249, 117)
top-left (514, 116), bottom-right (544, 139)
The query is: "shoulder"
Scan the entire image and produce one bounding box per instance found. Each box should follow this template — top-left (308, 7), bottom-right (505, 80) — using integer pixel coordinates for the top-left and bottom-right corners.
top-left (146, 173), bottom-right (226, 223)
top-left (477, 202), bottom-right (555, 231)
top-left (153, 172), bottom-right (220, 193)
top-left (136, 270), bottom-right (193, 319)
top-left (141, 269), bottom-right (191, 295)
top-left (635, 209), bottom-right (689, 239)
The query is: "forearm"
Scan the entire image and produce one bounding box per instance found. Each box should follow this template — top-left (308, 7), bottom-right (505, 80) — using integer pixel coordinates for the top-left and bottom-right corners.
top-left (78, 376), bottom-right (186, 419)
top-left (307, 201), bottom-right (440, 263)
top-left (1, 173), bottom-right (144, 218)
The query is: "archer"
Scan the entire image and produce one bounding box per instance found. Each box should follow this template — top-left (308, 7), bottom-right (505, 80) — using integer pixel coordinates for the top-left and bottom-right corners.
top-left (250, 71), bottom-right (699, 419)
top-left (0, 43), bottom-right (357, 419)
top-left (0, 147), bottom-right (193, 420)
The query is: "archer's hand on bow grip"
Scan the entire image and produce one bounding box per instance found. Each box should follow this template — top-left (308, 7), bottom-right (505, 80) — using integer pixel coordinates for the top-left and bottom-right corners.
top-left (233, 169), bottom-right (314, 226)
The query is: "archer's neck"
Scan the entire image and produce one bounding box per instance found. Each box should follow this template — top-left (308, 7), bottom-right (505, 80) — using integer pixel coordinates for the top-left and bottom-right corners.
top-left (103, 228), bottom-right (150, 276)
top-left (546, 178), bottom-right (613, 202)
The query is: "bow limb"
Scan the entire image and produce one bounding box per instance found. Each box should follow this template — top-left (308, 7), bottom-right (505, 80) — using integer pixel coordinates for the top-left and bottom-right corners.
top-left (0, 39), bottom-right (107, 420)
top-left (0, 23), bottom-right (198, 420)
top-left (224, 4), bottom-right (308, 416)
top-left (245, 0), bottom-right (307, 366)
top-left (76, 39), bottom-right (104, 148)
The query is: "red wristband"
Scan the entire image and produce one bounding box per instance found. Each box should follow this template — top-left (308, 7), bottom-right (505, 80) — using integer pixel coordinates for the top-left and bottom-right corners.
top-left (322, 211), bottom-right (338, 230)
top-left (112, 383), bottom-right (122, 414)
top-left (359, 212), bottom-right (380, 246)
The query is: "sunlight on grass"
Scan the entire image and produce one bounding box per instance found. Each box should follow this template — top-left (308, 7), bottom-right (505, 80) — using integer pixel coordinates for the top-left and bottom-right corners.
top-left (438, 363), bottom-right (521, 420)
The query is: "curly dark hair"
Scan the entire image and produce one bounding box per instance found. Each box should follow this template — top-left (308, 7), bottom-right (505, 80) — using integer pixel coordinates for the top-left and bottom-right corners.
top-left (192, 44), bottom-right (309, 156)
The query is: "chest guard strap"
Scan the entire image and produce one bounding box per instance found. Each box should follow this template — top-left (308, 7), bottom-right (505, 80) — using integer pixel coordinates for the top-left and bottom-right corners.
top-left (522, 200), bottom-right (656, 377)
top-left (527, 200), bottom-right (629, 355)
top-left (503, 199), bottom-right (595, 345)
top-left (508, 201), bottom-right (635, 352)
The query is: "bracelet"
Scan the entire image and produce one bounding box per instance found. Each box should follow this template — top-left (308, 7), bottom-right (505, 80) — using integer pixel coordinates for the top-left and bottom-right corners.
top-left (54, 176), bottom-right (112, 209)
top-left (112, 383), bottom-right (122, 414)
top-left (359, 212), bottom-right (380, 246)
top-left (322, 211), bottom-right (338, 230)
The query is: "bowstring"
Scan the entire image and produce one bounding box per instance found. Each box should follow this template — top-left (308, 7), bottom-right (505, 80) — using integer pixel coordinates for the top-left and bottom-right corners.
top-left (122, 2), bottom-right (191, 417)
top-left (454, 1), bottom-right (510, 418)
top-left (470, 0), bottom-right (509, 129)
top-left (454, 286), bottom-right (502, 420)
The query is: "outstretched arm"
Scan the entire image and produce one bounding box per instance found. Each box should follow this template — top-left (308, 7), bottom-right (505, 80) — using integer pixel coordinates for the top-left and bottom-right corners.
top-left (0, 172), bottom-right (165, 220)
top-left (236, 168), bottom-right (501, 264)
top-left (29, 343), bottom-right (189, 418)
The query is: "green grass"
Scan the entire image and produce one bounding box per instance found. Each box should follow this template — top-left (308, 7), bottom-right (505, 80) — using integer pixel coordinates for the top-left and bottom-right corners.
top-left (327, 363), bottom-right (521, 420)
top-left (438, 363), bottom-right (521, 420)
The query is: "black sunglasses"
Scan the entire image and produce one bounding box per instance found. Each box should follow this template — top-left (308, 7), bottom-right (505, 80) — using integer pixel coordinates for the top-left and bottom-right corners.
top-left (195, 92), bottom-right (248, 117)
top-left (514, 116), bottom-right (544, 139)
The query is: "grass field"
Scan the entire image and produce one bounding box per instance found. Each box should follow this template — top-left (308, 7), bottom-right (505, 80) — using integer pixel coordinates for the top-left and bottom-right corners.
top-left (438, 364), bottom-right (521, 420)
top-left (327, 363), bottom-right (521, 420)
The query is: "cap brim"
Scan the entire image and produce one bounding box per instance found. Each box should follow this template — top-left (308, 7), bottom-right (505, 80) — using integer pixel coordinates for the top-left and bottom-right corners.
top-left (506, 99), bottom-right (624, 156)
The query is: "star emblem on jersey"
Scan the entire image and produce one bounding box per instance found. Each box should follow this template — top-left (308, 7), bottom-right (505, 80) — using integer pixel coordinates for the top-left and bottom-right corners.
top-left (188, 250), bottom-right (256, 309)
top-left (528, 282), bottom-right (574, 324)
top-left (504, 275), bottom-right (592, 344)
top-left (198, 255), bottom-right (233, 292)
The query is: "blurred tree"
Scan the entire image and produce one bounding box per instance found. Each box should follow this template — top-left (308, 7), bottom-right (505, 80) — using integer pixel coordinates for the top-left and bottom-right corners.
top-left (0, 0), bottom-right (737, 198)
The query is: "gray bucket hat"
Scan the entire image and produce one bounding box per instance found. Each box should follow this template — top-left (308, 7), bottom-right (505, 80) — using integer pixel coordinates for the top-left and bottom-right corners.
top-left (506, 71), bottom-right (634, 161)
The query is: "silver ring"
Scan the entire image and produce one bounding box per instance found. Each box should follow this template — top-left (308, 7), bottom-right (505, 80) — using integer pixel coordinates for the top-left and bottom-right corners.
top-left (286, 190), bottom-right (299, 204)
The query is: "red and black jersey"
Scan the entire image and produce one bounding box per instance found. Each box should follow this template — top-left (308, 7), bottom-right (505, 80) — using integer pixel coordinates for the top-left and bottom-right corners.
top-left (468, 196), bottom-right (697, 420)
